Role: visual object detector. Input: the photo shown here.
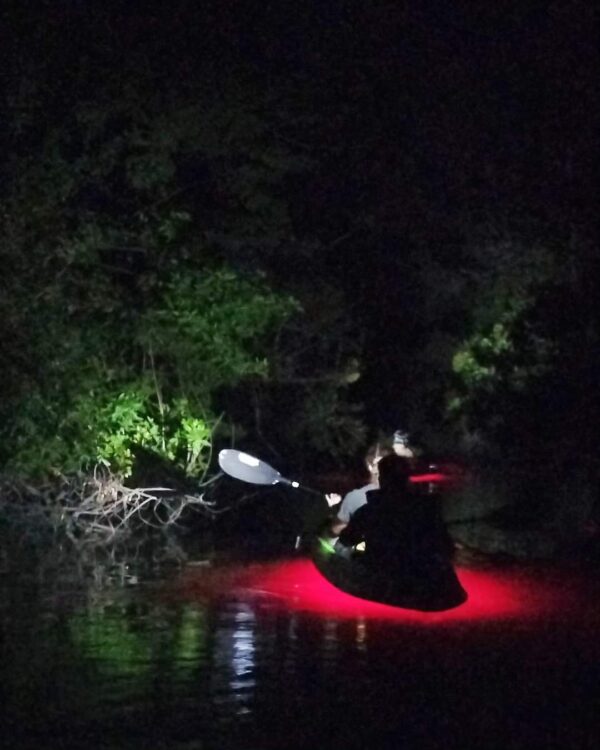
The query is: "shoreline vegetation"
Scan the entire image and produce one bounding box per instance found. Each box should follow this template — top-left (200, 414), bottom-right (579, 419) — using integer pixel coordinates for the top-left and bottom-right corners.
top-left (0, 469), bottom-right (221, 547)
top-left (1, 467), bottom-right (598, 566)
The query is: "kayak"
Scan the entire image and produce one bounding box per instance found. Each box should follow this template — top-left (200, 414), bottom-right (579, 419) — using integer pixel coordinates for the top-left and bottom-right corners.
top-left (217, 449), bottom-right (468, 612)
top-left (312, 536), bottom-right (468, 612)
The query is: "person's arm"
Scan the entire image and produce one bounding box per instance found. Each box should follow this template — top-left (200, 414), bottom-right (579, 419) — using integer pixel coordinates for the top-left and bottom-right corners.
top-left (329, 489), bottom-right (357, 536)
top-left (322, 493), bottom-right (346, 537)
top-left (330, 516), bottom-right (348, 536)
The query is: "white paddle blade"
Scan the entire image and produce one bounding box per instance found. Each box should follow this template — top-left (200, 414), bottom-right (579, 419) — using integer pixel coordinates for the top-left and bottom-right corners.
top-left (218, 449), bottom-right (282, 486)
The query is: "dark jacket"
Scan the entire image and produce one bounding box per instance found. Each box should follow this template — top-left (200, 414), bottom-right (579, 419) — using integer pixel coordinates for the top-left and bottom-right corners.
top-left (339, 486), bottom-right (465, 607)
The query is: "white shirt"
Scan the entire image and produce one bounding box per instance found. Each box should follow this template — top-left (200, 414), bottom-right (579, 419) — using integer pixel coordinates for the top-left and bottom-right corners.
top-left (336, 482), bottom-right (377, 524)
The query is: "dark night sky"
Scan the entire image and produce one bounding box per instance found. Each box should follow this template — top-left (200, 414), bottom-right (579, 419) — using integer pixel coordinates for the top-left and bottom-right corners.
top-left (6, 1), bottom-right (595, 186)
top-left (5, 0), bottom-right (595, 239)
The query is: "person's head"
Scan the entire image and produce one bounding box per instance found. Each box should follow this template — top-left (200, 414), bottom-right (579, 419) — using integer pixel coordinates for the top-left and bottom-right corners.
top-left (392, 429), bottom-right (415, 458)
top-left (376, 454), bottom-right (412, 492)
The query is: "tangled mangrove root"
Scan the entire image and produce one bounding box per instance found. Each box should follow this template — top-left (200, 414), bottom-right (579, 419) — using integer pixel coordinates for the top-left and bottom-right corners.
top-left (0, 468), bottom-right (224, 544)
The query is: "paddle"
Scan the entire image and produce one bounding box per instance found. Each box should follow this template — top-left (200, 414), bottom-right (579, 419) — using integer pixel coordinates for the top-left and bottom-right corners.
top-left (219, 448), bottom-right (461, 493)
top-left (218, 449), bottom-right (323, 496)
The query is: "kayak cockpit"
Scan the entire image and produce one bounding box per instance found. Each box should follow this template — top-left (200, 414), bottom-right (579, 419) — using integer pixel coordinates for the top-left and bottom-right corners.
top-left (312, 537), bottom-right (467, 612)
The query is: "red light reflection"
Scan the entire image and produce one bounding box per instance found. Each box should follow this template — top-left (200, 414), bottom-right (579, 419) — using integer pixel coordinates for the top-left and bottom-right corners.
top-left (180, 557), bottom-right (577, 625)
top-left (409, 472), bottom-right (455, 485)
top-left (245, 559), bottom-right (522, 623)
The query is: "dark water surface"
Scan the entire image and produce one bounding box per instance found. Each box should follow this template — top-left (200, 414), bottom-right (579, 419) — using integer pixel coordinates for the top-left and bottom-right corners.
top-left (1, 547), bottom-right (599, 750)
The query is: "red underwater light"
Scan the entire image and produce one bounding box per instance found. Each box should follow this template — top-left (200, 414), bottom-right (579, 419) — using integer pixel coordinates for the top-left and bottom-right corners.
top-left (178, 556), bottom-right (584, 626)
top-left (248, 559), bottom-right (523, 623)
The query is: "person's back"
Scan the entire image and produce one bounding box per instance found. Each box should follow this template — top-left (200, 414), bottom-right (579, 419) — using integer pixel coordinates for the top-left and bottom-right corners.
top-left (328, 431), bottom-right (417, 538)
top-left (339, 454), bottom-right (467, 610)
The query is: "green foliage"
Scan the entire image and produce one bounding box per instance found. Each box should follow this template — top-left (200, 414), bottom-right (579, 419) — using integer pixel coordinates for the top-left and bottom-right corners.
top-left (444, 238), bottom-right (571, 460)
top-left (450, 314), bottom-right (521, 411)
top-left (140, 270), bottom-right (300, 399)
top-left (0, 62), bottom-right (360, 478)
top-left (452, 322), bottom-right (513, 390)
top-left (286, 386), bottom-right (367, 460)
top-left (72, 390), bottom-right (212, 478)
top-left (3, 265), bottom-right (298, 478)
top-left (448, 306), bottom-right (557, 450)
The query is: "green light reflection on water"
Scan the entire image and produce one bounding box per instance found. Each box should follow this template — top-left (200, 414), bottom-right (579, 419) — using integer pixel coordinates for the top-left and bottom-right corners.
top-left (69, 602), bottom-right (208, 682)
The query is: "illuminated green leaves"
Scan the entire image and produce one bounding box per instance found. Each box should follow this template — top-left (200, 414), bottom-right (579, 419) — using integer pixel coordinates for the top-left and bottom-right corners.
top-left (452, 322), bottom-right (512, 388)
top-left (447, 270), bottom-right (560, 445)
top-left (140, 269), bottom-right (299, 398)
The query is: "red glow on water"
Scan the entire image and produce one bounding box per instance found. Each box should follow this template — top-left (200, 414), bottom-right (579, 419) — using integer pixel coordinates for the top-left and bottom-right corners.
top-left (246, 559), bottom-right (524, 623)
top-left (179, 557), bottom-right (578, 625)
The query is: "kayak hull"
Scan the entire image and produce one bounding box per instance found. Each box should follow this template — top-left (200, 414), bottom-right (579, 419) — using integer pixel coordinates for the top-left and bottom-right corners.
top-left (312, 539), bottom-right (468, 612)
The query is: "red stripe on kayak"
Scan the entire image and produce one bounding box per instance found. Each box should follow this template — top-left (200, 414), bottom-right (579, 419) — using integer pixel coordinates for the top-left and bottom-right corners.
top-left (409, 473), bottom-right (454, 484)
